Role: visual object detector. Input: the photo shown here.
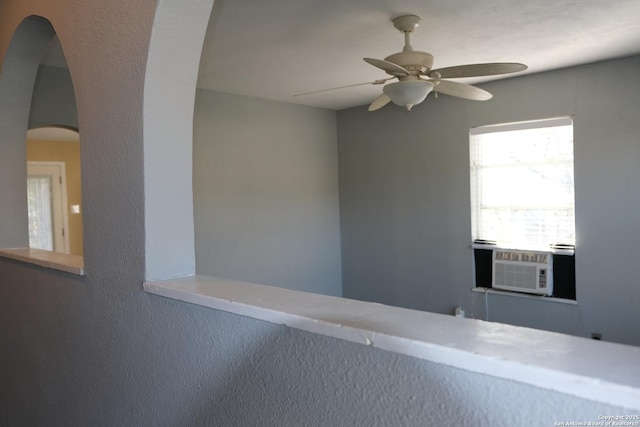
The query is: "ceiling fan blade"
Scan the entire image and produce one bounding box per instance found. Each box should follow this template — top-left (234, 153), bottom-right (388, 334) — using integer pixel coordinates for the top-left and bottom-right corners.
top-left (363, 58), bottom-right (410, 76)
top-left (432, 80), bottom-right (493, 101)
top-left (428, 63), bottom-right (527, 79)
top-left (294, 78), bottom-right (392, 97)
top-left (368, 93), bottom-right (391, 111)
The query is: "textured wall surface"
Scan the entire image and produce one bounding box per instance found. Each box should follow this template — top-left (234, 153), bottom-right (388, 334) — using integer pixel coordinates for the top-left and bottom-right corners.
top-left (0, 258), bottom-right (632, 426)
top-left (193, 90), bottom-right (342, 295)
top-left (0, 1), bottom-right (636, 426)
top-left (338, 55), bottom-right (640, 346)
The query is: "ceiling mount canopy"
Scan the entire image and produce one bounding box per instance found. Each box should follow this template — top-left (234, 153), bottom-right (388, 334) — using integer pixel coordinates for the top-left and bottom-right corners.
top-left (297, 14), bottom-right (527, 112)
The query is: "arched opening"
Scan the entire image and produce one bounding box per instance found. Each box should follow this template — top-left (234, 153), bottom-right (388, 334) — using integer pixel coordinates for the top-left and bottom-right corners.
top-left (26, 126), bottom-right (82, 256)
top-left (25, 34), bottom-right (82, 256)
top-left (190, 2), bottom-right (343, 296)
top-left (0, 16), bottom-right (83, 270)
top-left (143, 0), bottom-right (215, 280)
top-left (0, 15), bottom-right (56, 249)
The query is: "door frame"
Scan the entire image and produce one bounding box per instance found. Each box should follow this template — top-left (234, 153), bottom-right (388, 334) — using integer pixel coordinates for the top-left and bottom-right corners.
top-left (26, 161), bottom-right (70, 253)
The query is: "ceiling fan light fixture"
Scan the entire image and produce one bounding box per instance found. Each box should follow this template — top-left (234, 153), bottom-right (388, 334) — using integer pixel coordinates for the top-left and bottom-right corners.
top-left (383, 80), bottom-right (434, 111)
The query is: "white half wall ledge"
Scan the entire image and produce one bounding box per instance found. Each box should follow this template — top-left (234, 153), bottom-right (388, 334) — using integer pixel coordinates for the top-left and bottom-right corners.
top-left (144, 275), bottom-right (640, 410)
top-left (0, 247), bottom-right (84, 275)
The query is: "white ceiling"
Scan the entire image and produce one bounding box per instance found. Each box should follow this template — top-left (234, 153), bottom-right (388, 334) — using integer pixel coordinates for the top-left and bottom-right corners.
top-left (196, 0), bottom-right (640, 110)
top-left (40, 0), bottom-right (640, 112)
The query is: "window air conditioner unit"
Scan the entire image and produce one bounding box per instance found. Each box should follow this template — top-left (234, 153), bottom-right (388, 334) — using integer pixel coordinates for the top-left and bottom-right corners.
top-left (492, 249), bottom-right (553, 296)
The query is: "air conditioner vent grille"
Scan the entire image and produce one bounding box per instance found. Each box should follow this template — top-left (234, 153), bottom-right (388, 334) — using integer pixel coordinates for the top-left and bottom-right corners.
top-left (494, 264), bottom-right (538, 290)
top-left (492, 249), bottom-right (553, 295)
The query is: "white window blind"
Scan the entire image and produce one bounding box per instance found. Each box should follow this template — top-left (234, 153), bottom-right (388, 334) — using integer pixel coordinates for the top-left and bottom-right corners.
top-left (470, 117), bottom-right (575, 250)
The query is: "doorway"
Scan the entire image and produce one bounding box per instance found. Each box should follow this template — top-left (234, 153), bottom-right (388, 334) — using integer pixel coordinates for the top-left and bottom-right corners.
top-left (26, 161), bottom-right (70, 253)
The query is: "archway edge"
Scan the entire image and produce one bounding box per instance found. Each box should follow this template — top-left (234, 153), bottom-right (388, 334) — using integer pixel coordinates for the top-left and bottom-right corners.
top-left (0, 15), bottom-right (57, 248)
top-left (143, 0), bottom-right (216, 280)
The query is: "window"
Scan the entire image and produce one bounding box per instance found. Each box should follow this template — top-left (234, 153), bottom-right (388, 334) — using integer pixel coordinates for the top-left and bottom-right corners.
top-left (470, 117), bottom-right (575, 251)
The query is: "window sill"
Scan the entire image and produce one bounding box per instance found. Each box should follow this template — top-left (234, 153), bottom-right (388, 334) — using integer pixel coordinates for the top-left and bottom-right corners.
top-left (472, 287), bottom-right (577, 304)
top-left (471, 242), bottom-right (575, 256)
top-left (0, 247), bottom-right (84, 275)
top-left (144, 275), bottom-right (640, 411)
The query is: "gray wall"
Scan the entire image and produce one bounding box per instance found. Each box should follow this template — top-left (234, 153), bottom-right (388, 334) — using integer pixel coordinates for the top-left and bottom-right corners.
top-left (29, 64), bottom-right (77, 129)
top-left (193, 89), bottom-right (342, 296)
top-left (338, 55), bottom-right (640, 346)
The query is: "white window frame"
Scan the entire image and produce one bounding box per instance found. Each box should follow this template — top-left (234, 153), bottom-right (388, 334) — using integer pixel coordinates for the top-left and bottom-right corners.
top-left (469, 117), bottom-right (575, 251)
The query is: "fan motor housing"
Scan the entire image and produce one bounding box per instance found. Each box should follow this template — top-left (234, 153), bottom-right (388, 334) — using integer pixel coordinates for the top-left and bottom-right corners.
top-left (385, 51), bottom-right (433, 73)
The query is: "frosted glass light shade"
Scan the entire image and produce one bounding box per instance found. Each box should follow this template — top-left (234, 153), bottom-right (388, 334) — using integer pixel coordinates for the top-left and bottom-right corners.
top-left (383, 80), bottom-right (434, 111)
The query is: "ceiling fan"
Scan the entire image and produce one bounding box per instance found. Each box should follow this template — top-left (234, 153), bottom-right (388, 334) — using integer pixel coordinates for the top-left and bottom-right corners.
top-left (300, 15), bottom-right (527, 111)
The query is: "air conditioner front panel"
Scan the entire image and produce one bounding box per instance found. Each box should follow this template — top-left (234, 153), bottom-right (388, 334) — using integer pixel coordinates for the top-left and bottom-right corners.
top-left (492, 250), bottom-right (553, 295)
